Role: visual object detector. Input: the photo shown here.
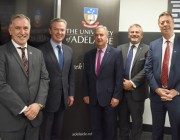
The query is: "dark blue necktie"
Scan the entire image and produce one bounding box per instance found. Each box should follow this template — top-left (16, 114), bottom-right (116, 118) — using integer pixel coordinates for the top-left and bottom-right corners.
top-left (125, 45), bottom-right (135, 79)
top-left (57, 45), bottom-right (64, 70)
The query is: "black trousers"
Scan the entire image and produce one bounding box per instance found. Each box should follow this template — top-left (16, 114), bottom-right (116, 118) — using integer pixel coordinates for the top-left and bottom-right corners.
top-left (118, 92), bottom-right (145, 140)
top-left (89, 103), bottom-right (117, 140)
top-left (0, 122), bottom-right (39, 140)
top-left (40, 98), bottom-right (65, 140)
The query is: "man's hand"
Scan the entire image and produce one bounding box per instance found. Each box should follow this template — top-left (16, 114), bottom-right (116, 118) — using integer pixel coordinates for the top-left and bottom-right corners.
top-left (23, 103), bottom-right (41, 120)
top-left (155, 88), bottom-right (172, 101)
top-left (168, 89), bottom-right (179, 98)
top-left (123, 79), bottom-right (134, 91)
top-left (68, 96), bottom-right (74, 107)
top-left (111, 98), bottom-right (119, 108)
top-left (83, 96), bottom-right (90, 104)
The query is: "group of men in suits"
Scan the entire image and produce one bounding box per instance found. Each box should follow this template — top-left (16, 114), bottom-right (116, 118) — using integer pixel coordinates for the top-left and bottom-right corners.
top-left (0, 14), bottom-right (74, 140)
top-left (83, 11), bottom-right (180, 140)
top-left (83, 23), bottom-right (149, 140)
top-left (0, 11), bottom-right (180, 140)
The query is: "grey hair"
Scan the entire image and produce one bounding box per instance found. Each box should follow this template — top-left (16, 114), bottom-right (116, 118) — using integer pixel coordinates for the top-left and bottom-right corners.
top-left (128, 24), bottom-right (143, 35)
top-left (9, 14), bottom-right (31, 28)
top-left (94, 25), bottom-right (109, 36)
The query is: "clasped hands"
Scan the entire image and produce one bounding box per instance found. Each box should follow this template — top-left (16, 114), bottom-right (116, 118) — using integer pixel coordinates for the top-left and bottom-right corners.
top-left (23, 103), bottom-right (41, 121)
top-left (83, 96), bottom-right (119, 108)
top-left (155, 88), bottom-right (177, 101)
top-left (123, 79), bottom-right (134, 91)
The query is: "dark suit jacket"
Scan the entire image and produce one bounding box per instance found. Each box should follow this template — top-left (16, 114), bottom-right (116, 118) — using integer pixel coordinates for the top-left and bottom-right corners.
top-left (38, 41), bottom-right (74, 112)
top-left (83, 46), bottom-right (123, 106)
top-left (145, 36), bottom-right (180, 101)
top-left (0, 41), bottom-right (49, 131)
top-left (117, 43), bottom-right (149, 101)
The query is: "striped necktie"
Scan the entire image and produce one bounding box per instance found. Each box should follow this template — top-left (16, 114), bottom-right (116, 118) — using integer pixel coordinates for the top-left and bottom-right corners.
top-left (18, 47), bottom-right (28, 76)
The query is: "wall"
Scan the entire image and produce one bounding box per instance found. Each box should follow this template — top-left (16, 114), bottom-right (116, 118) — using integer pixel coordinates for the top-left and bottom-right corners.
top-left (119, 0), bottom-right (170, 127)
top-left (119, 0), bottom-right (168, 32)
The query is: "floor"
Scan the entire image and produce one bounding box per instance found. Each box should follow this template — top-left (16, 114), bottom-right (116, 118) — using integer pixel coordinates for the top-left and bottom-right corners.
top-left (140, 131), bottom-right (171, 140)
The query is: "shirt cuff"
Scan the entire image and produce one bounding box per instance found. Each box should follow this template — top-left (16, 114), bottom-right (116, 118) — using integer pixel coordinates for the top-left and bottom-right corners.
top-left (130, 80), bottom-right (136, 88)
top-left (19, 106), bottom-right (27, 114)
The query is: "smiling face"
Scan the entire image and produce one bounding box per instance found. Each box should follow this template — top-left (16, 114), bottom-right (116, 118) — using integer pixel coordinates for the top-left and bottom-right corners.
top-left (158, 15), bottom-right (174, 39)
top-left (94, 27), bottom-right (108, 49)
top-left (49, 21), bottom-right (66, 44)
top-left (128, 25), bottom-right (143, 44)
top-left (9, 17), bottom-right (30, 47)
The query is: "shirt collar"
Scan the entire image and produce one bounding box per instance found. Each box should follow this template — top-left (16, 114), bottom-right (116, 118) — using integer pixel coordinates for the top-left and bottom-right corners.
top-left (11, 39), bottom-right (27, 49)
top-left (162, 34), bottom-right (175, 44)
top-left (130, 42), bottom-right (140, 49)
top-left (97, 45), bottom-right (107, 53)
top-left (50, 39), bottom-right (62, 49)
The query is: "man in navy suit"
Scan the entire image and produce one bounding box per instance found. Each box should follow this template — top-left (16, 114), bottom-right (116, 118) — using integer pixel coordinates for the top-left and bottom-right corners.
top-left (39, 18), bottom-right (75, 140)
top-left (145, 11), bottom-right (180, 140)
top-left (83, 25), bottom-right (123, 140)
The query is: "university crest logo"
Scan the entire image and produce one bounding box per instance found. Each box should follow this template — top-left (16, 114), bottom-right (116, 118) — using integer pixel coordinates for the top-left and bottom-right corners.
top-left (82, 7), bottom-right (99, 28)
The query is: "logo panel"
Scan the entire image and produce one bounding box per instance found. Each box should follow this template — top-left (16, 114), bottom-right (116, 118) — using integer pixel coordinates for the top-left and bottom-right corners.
top-left (82, 7), bottom-right (99, 28)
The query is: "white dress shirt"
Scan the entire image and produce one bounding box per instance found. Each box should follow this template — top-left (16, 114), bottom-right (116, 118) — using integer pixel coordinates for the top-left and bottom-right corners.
top-left (11, 39), bottom-right (28, 114)
top-left (50, 39), bottom-right (63, 62)
top-left (161, 34), bottom-right (175, 75)
top-left (127, 43), bottom-right (140, 88)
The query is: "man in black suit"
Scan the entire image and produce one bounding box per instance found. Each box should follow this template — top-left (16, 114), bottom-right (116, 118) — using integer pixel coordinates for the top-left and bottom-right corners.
top-left (0, 14), bottom-right (49, 140)
top-left (145, 11), bottom-right (180, 140)
top-left (117, 24), bottom-right (149, 140)
top-left (39, 18), bottom-right (75, 140)
top-left (83, 25), bottom-right (123, 140)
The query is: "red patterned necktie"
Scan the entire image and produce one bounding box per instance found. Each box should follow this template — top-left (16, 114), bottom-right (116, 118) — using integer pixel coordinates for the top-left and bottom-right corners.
top-left (96, 49), bottom-right (102, 75)
top-left (161, 41), bottom-right (170, 88)
top-left (18, 47), bottom-right (29, 76)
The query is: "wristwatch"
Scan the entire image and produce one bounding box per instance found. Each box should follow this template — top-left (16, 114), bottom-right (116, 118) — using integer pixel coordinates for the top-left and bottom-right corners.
top-left (176, 91), bottom-right (180, 96)
top-left (38, 103), bottom-right (44, 110)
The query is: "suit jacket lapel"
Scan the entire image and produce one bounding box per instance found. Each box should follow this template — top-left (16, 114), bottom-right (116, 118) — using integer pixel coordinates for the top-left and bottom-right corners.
top-left (91, 49), bottom-right (96, 76)
top-left (46, 42), bottom-right (61, 72)
top-left (122, 44), bottom-right (130, 68)
top-left (170, 36), bottom-right (178, 70)
top-left (62, 44), bottom-right (68, 73)
top-left (26, 46), bottom-right (33, 77)
top-left (98, 46), bottom-right (111, 75)
top-left (169, 36), bottom-right (179, 86)
top-left (132, 44), bottom-right (143, 68)
top-left (156, 38), bottom-right (163, 81)
top-left (8, 42), bottom-right (27, 76)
